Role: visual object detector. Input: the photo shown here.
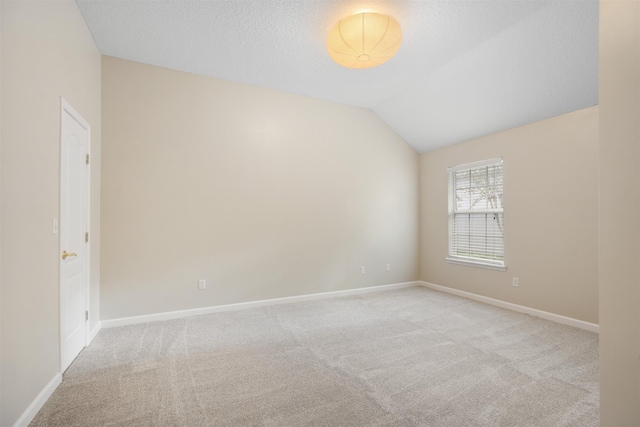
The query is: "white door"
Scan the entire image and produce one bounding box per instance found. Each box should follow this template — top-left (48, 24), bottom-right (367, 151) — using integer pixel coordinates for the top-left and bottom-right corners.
top-left (60, 99), bottom-right (90, 373)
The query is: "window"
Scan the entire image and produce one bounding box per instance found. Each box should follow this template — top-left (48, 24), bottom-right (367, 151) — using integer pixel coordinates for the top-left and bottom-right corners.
top-left (447, 158), bottom-right (505, 270)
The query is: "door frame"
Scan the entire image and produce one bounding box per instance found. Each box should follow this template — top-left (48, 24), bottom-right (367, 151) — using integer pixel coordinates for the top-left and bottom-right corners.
top-left (59, 97), bottom-right (91, 371)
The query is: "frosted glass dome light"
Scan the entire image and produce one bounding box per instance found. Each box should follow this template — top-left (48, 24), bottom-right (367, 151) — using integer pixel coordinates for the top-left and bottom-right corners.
top-left (327, 12), bottom-right (402, 69)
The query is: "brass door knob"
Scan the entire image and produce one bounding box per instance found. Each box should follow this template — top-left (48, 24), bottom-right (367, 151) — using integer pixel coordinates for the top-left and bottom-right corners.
top-left (62, 250), bottom-right (78, 260)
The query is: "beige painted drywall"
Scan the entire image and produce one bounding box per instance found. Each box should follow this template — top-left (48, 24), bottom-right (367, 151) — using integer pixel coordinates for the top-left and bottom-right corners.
top-left (420, 106), bottom-right (599, 324)
top-left (0, 3), bottom-right (3, 423)
top-left (598, 1), bottom-right (640, 425)
top-left (0, 1), bottom-right (101, 425)
top-left (101, 56), bottom-right (419, 320)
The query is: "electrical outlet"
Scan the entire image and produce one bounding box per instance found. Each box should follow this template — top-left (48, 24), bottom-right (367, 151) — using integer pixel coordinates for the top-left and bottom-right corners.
top-left (198, 279), bottom-right (206, 290)
top-left (361, 266), bottom-right (366, 274)
top-left (512, 277), bottom-right (519, 287)
top-left (386, 264), bottom-right (391, 271)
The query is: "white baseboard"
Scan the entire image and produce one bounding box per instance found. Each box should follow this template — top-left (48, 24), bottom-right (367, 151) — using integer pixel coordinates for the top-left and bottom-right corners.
top-left (12, 372), bottom-right (62, 427)
top-left (102, 281), bottom-right (420, 328)
top-left (88, 322), bottom-right (101, 344)
top-left (420, 281), bottom-right (599, 333)
top-left (102, 280), bottom-right (599, 333)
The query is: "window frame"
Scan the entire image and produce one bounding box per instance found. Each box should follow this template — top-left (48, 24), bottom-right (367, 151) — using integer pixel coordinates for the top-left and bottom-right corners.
top-left (446, 158), bottom-right (506, 271)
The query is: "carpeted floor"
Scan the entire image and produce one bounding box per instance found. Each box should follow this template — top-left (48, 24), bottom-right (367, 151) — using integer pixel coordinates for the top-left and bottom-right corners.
top-left (31, 286), bottom-right (599, 426)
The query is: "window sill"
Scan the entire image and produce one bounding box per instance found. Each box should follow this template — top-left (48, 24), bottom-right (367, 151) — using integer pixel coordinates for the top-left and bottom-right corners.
top-left (446, 257), bottom-right (507, 271)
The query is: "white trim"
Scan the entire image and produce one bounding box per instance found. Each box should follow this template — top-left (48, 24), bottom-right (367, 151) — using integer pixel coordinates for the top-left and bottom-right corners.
top-left (59, 97), bottom-right (92, 373)
top-left (101, 282), bottom-right (420, 328)
top-left (454, 208), bottom-right (504, 215)
top-left (102, 280), bottom-right (599, 333)
top-left (419, 281), bottom-right (599, 333)
top-left (448, 158), bottom-right (506, 268)
top-left (445, 257), bottom-right (507, 271)
top-left (88, 322), bottom-right (101, 344)
top-left (61, 98), bottom-right (90, 129)
top-left (12, 373), bottom-right (62, 427)
top-left (447, 157), bottom-right (503, 173)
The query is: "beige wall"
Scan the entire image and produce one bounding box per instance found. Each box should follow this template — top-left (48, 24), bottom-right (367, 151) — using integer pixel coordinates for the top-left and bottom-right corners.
top-left (101, 56), bottom-right (419, 320)
top-left (598, 1), bottom-right (640, 425)
top-left (420, 106), bottom-right (599, 324)
top-left (0, 1), bottom-right (101, 425)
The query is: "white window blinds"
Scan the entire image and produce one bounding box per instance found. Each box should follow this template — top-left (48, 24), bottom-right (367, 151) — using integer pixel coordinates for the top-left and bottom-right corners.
top-left (447, 158), bottom-right (505, 270)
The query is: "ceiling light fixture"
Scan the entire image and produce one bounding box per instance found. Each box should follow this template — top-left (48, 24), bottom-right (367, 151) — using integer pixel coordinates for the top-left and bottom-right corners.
top-left (327, 12), bottom-right (402, 69)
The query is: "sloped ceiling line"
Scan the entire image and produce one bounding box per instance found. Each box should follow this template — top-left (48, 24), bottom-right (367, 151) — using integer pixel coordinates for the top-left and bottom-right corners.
top-left (77, 0), bottom-right (598, 153)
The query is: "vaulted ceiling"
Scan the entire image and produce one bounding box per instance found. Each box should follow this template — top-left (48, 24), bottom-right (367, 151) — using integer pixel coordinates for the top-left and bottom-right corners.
top-left (76, 0), bottom-right (598, 153)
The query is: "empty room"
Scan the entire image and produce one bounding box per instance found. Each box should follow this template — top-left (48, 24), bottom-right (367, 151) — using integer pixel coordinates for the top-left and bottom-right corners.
top-left (1, 0), bottom-right (638, 426)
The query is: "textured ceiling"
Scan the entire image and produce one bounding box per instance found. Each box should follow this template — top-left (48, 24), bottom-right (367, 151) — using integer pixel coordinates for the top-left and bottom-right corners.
top-left (76, 0), bottom-right (598, 153)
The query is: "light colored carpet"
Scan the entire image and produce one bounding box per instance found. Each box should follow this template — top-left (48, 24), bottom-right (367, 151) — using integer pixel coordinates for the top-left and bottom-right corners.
top-left (31, 286), bottom-right (599, 426)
